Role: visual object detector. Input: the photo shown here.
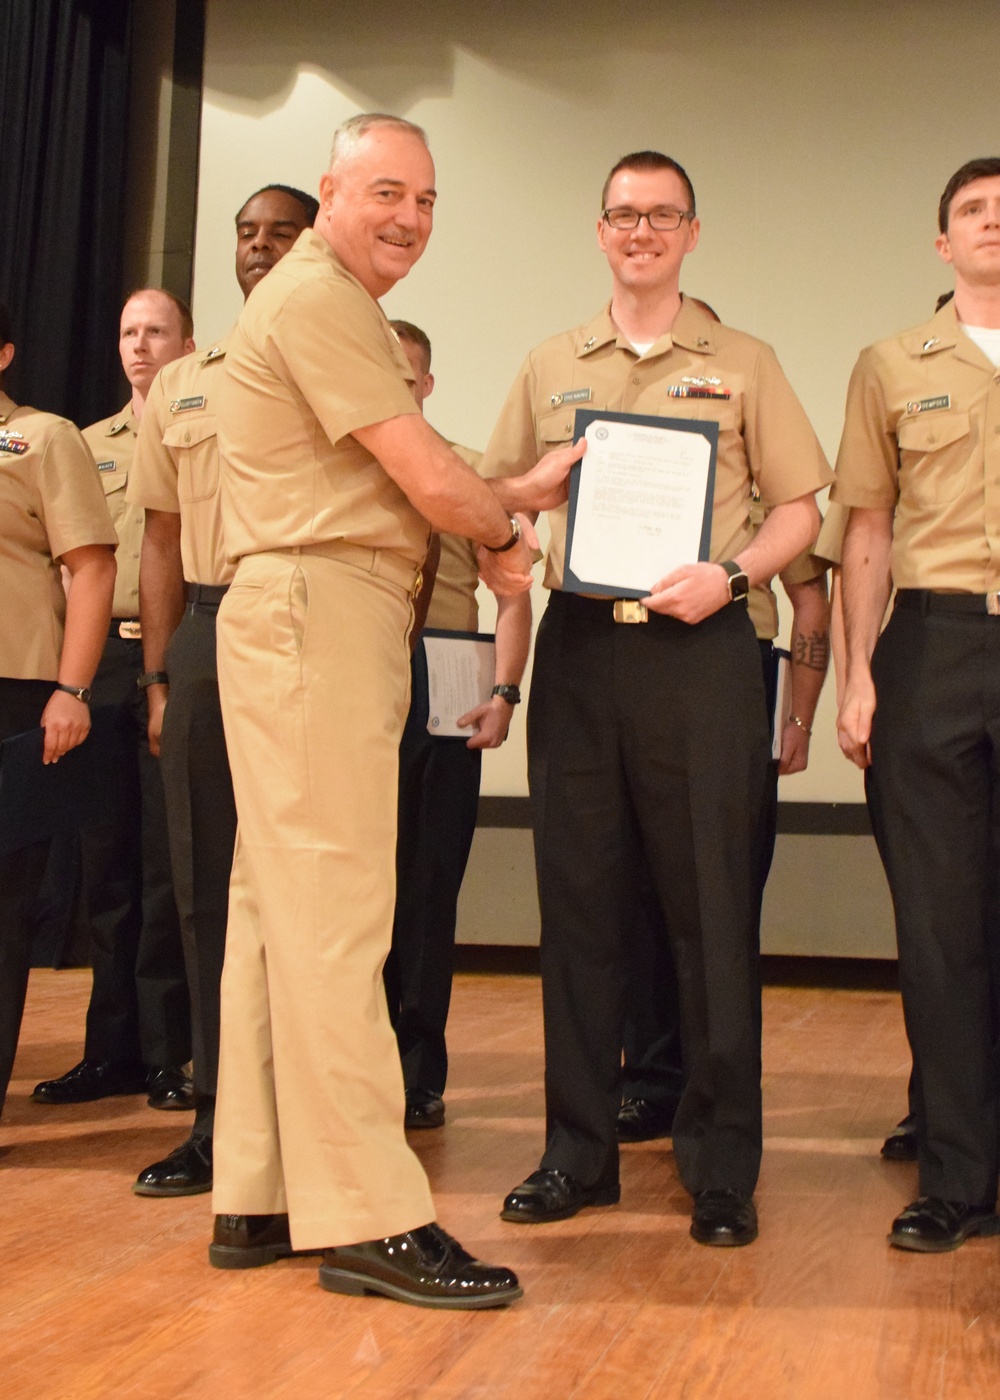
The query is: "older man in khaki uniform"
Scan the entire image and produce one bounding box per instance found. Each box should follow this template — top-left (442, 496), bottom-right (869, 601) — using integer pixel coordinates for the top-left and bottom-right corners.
top-left (33, 289), bottom-right (195, 1112)
top-left (209, 114), bottom-right (578, 1308)
top-left (481, 150), bottom-right (832, 1247)
top-left (836, 157), bottom-right (1000, 1253)
top-left (126, 187), bottom-right (319, 1198)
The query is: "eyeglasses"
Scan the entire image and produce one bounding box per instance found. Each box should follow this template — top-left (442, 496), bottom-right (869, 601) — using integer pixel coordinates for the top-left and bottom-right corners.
top-left (602, 206), bottom-right (694, 232)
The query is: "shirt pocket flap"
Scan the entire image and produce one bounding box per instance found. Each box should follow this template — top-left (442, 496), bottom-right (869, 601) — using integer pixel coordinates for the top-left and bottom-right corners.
top-left (897, 410), bottom-right (970, 453)
top-left (99, 465), bottom-right (128, 495)
top-left (163, 418), bottom-right (217, 451)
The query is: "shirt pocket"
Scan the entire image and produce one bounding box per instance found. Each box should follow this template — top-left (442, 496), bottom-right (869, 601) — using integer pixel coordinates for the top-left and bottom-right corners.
top-left (538, 406), bottom-right (578, 446)
top-left (163, 418), bottom-right (218, 504)
top-left (896, 411), bottom-right (971, 506)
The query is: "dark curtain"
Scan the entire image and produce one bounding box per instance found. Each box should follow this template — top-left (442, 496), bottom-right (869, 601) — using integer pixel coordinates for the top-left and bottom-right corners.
top-left (0, 0), bottom-right (132, 424)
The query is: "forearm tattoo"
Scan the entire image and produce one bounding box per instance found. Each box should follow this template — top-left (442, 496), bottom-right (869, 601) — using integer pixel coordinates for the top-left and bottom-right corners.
top-left (792, 628), bottom-right (830, 672)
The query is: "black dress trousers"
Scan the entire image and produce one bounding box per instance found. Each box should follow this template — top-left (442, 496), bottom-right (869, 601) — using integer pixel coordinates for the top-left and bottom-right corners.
top-left (529, 591), bottom-right (770, 1196)
top-left (867, 599), bottom-right (1000, 1206)
top-left (384, 638), bottom-right (482, 1095)
top-left (79, 629), bottom-right (190, 1067)
top-left (0, 678), bottom-right (58, 1112)
top-left (159, 603), bottom-right (237, 1103)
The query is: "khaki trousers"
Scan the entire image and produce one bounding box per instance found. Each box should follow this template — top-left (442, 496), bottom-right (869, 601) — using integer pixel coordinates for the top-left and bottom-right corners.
top-left (213, 546), bottom-right (435, 1249)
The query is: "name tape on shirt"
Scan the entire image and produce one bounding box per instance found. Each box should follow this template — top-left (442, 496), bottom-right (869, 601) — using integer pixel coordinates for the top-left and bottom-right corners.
top-left (549, 388), bottom-right (592, 408)
top-left (169, 395), bottom-right (206, 414)
top-left (97, 459), bottom-right (117, 472)
top-left (905, 394), bottom-right (951, 415)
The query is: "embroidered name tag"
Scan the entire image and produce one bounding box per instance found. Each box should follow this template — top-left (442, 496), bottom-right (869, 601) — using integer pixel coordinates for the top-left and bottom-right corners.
top-left (97, 459), bottom-right (117, 472)
top-left (906, 394), bottom-right (951, 415)
top-left (0, 431), bottom-right (27, 454)
top-left (549, 388), bottom-right (592, 408)
top-left (170, 395), bottom-right (206, 413)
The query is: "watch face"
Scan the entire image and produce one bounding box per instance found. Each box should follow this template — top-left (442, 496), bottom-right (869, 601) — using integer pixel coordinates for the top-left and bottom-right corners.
top-left (730, 572), bottom-right (750, 601)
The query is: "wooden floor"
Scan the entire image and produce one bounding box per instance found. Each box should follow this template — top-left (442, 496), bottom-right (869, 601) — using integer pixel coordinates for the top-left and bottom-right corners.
top-left (2, 969), bottom-right (999, 1400)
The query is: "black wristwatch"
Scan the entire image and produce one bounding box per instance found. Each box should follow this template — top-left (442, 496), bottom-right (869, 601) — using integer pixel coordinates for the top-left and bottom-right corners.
top-left (720, 559), bottom-right (750, 604)
top-left (137, 671), bottom-right (170, 690)
top-left (54, 682), bottom-right (91, 704)
top-left (492, 684), bottom-right (522, 705)
top-left (484, 515), bottom-right (522, 553)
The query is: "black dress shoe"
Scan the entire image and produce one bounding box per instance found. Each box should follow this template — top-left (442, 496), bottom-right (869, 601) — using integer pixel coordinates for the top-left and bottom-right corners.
top-left (146, 1065), bottom-right (196, 1112)
top-left (617, 1096), bottom-right (678, 1142)
top-left (500, 1168), bottom-right (621, 1224)
top-left (404, 1088), bottom-right (445, 1130)
top-left (881, 1113), bottom-right (918, 1162)
top-left (888, 1196), bottom-right (1000, 1253)
top-left (319, 1222), bottom-right (522, 1309)
top-left (690, 1189), bottom-right (758, 1247)
top-left (209, 1214), bottom-right (299, 1269)
top-left (32, 1059), bottom-right (147, 1104)
top-left (133, 1132), bottom-right (213, 1196)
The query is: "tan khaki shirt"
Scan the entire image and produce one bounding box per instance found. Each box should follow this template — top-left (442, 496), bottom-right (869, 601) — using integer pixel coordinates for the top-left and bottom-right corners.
top-left (82, 406), bottom-right (143, 617)
top-left (0, 392), bottom-right (116, 679)
top-left (426, 444), bottom-right (481, 634)
top-left (813, 500), bottom-right (850, 568)
top-left (831, 301), bottom-right (1000, 590)
top-left (480, 299), bottom-right (833, 598)
top-left (127, 340), bottom-right (235, 586)
top-left (218, 229), bottom-right (428, 564)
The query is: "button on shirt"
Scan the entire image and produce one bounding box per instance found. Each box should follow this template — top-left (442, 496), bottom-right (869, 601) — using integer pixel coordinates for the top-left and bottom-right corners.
top-left (127, 341), bottom-right (235, 587)
top-left (832, 301), bottom-right (1000, 591)
top-left (82, 406), bottom-right (143, 617)
top-left (0, 391), bottom-right (117, 679)
top-left (480, 299), bottom-right (832, 593)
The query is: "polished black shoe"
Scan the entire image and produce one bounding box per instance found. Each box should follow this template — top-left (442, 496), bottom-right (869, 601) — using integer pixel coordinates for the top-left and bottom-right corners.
top-left (32, 1058), bottom-right (146, 1104)
top-left (133, 1132), bottom-right (213, 1196)
top-left (500, 1168), bottom-right (621, 1224)
top-left (617, 1096), bottom-right (678, 1142)
top-left (888, 1196), bottom-right (1000, 1253)
top-left (146, 1065), bottom-right (196, 1112)
top-left (404, 1088), bottom-right (445, 1130)
top-left (690, 1189), bottom-right (759, 1247)
top-left (319, 1222), bottom-right (522, 1309)
top-left (209, 1214), bottom-right (298, 1269)
top-left (881, 1113), bottom-right (918, 1162)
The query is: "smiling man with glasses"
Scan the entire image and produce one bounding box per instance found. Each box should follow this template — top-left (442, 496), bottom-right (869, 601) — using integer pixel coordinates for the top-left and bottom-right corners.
top-left (481, 149), bottom-right (832, 1248)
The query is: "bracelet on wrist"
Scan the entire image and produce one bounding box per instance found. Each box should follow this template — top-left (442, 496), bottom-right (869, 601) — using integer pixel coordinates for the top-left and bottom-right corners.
top-left (788, 714), bottom-right (812, 735)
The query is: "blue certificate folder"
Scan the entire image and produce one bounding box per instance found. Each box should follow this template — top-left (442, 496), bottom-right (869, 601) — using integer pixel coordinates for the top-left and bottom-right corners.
top-left (563, 409), bottom-right (719, 599)
top-left (0, 706), bottom-right (121, 855)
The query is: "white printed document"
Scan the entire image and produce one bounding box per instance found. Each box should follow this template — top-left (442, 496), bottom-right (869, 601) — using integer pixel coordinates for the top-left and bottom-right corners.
top-left (422, 630), bottom-right (496, 737)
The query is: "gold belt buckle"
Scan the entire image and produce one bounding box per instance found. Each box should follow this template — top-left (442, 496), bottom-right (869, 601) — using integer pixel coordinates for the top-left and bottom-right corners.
top-left (987, 592), bottom-right (1000, 616)
top-left (613, 599), bottom-right (648, 624)
top-left (118, 619), bottom-right (142, 640)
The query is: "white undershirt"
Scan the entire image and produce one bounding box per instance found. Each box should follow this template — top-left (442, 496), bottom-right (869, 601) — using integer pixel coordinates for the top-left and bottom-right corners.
top-left (629, 340), bottom-right (655, 356)
top-left (960, 323), bottom-right (1000, 368)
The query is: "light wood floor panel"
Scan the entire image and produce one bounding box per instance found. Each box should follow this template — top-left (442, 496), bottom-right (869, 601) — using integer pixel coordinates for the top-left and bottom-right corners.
top-left (2, 969), bottom-right (999, 1399)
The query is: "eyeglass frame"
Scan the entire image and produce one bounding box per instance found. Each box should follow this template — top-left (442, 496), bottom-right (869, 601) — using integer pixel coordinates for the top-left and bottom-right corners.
top-left (601, 206), bottom-right (695, 232)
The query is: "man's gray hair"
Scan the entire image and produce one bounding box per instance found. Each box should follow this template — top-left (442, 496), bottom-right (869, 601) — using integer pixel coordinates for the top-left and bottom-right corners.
top-left (329, 113), bottom-right (429, 171)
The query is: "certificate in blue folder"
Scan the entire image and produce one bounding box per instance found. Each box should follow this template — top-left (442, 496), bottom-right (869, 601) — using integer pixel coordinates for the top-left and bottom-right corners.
top-left (563, 409), bottom-right (719, 599)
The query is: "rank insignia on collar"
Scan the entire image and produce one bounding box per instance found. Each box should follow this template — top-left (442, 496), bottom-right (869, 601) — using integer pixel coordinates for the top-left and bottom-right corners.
top-left (97, 460), bottom-right (117, 472)
top-left (921, 337), bottom-right (940, 353)
top-left (169, 395), bottom-right (206, 413)
top-left (582, 336), bottom-right (597, 352)
top-left (109, 420), bottom-right (129, 435)
top-left (905, 394), bottom-right (951, 415)
top-left (666, 384), bottom-right (731, 400)
top-left (550, 388), bottom-right (592, 408)
top-left (204, 346), bottom-right (224, 361)
top-left (697, 337), bottom-right (711, 349)
top-left (0, 430), bottom-right (28, 454)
